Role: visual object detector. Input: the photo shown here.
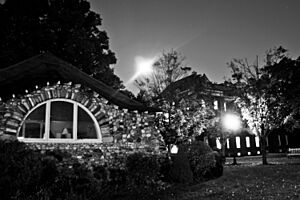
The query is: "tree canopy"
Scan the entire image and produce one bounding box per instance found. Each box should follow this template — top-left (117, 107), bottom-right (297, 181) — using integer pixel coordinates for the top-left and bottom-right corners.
top-left (0, 0), bottom-right (123, 89)
top-left (227, 46), bottom-right (299, 164)
top-left (264, 48), bottom-right (300, 130)
top-left (135, 49), bottom-right (192, 104)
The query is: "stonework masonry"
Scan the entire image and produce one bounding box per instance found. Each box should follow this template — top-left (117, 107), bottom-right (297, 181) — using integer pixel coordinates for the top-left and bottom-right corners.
top-left (0, 82), bottom-right (166, 163)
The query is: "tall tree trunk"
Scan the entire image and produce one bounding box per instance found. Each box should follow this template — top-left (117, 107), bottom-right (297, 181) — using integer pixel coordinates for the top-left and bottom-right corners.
top-left (260, 135), bottom-right (268, 165)
top-left (260, 124), bottom-right (268, 165)
top-left (221, 134), bottom-right (227, 164)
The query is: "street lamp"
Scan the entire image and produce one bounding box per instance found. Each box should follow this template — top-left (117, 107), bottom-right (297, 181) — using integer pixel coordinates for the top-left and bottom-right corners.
top-left (222, 113), bottom-right (241, 165)
top-left (170, 144), bottom-right (179, 154)
top-left (222, 113), bottom-right (241, 131)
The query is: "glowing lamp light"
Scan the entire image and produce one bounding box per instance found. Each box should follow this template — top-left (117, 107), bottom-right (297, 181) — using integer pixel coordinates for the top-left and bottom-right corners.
top-left (223, 113), bottom-right (241, 131)
top-left (170, 144), bottom-right (178, 154)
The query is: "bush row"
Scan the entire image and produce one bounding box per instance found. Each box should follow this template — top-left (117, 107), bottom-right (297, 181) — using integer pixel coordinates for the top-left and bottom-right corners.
top-left (169, 141), bottom-right (224, 184)
top-left (0, 140), bottom-right (171, 200)
top-left (0, 140), bottom-right (223, 199)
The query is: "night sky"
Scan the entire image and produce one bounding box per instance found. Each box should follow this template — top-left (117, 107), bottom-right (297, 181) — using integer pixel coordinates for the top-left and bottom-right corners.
top-left (90, 0), bottom-right (300, 93)
top-left (1, 0), bottom-right (300, 93)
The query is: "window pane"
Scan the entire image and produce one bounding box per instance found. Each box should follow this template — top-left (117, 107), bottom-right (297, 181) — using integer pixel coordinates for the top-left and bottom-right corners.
top-left (255, 136), bottom-right (260, 147)
top-left (236, 136), bottom-right (241, 148)
top-left (214, 100), bottom-right (218, 110)
top-left (246, 136), bottom-right (250, 148)
top-left (226, 138), bottom-right (230, 148)
top-left (77, 107), bottom-right (97, 139)
top-left (216, 137), bottom-right (221, 149)
top-left (20, 104), bottom-right (46, 138)
top-left (50, 101), bottom-right (73, 139)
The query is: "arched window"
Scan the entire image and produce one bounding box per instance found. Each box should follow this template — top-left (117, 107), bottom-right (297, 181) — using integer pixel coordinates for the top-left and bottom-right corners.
top-left (18, 99), bottom-right (102, 142)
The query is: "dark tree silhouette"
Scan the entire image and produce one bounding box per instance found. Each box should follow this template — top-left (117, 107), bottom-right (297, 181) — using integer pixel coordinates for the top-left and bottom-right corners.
top-left (0, 0), bottom-right (123, 89)
top-left (264, 47), bottom-right (300, 130)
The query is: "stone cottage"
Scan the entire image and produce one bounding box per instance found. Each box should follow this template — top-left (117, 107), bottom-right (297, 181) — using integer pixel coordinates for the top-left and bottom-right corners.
top-left (0, 53), bottom-right (165, 166)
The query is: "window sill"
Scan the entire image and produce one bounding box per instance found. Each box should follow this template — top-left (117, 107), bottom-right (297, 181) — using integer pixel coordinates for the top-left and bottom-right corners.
top-left (17, 137), bottom-right (104, 143)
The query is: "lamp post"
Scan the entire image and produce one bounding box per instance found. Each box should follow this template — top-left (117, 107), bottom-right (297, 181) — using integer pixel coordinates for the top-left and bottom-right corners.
top-left (222, 113), bottom-right (241, 165)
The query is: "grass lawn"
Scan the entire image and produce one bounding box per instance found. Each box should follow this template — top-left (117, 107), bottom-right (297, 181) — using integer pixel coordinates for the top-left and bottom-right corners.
top-left (171, 163), bottom-right (300, 200)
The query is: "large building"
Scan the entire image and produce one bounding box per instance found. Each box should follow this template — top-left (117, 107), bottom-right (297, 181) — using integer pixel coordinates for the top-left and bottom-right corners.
top-left (161, 73), bottom-right (294, 156)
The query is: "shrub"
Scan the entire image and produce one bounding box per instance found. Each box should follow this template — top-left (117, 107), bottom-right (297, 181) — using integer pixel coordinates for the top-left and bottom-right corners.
top-left (0, 140), bottom-right (61, 200)
top-left (0, 140), bottom-right (171, 199)
top-left (169, 144), bottom-right (193, 184)
top-left (125, 152), bottom-right (169, 199)
top-left (184, 141), bottom-right (222, 182)
top-left (49, 160), bottom-right (101, 200)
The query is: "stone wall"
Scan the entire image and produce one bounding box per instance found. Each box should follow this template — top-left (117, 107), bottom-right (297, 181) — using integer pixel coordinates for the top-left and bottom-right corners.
top-left (0, 82), bottom-right (166, 159)
top-left (0, 82), bottom-right (163, 145)
top-left (26, 142), bottom-right (167, 169)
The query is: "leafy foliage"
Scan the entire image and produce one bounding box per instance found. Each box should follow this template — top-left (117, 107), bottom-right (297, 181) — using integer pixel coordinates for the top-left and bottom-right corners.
top-left (184, 141), bottom-right (220, 182)
top-left (264, 49), bottom-right (300, 131)
top-left (0, 140), bottom-right (56, 200)
top-left (227, 49), bottom-right (285, 164)
top-left (155, 97), bottom-right (217, 147)
top-left (169, 141), bottom-right (223, 184)
top-left (135, 49), bottom-right (192, 103)
top-left (125, 153), bottom-right (170, 199)
top-left (0, 0), bottom-right (123, 89)
top-left (0, 140), bottom-right (171, 200)
top-left (169, 144), bottom-right (194, 184)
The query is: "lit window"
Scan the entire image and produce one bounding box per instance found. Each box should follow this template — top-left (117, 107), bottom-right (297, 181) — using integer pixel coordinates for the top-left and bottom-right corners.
top-left (50, 101), bottom-right (73, 139)
top-left (224, 102), bottom-right (227, 111)
top-left (214, 100), bottom-right (218, 110)
top-left (78, 107), bottom-right (97, 139)
top-left (236, 136), bottom-right (241, 148)
top-left (255, 136), bottom-right (260, 147)
top-left (226, 138), bottom-right (230, 148)
top-left (216, 137), bottom-right (221, 149)
top-left (19, 104), bottom-right (46, 138)
top-left (246, 136), bottom-right (250, 148)
top-left (19, 99), bottom-right (101, 142)
top-left (201, 99), bottom-right (206, 107)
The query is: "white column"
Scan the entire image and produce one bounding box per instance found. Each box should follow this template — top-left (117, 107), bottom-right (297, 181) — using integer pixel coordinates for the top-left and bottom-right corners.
top-left (73, 103), bottom-right (78, 140)
top-left (278, 135), bottom-right (281, 146)
top-left (45, 102), bottom-right (51, 140)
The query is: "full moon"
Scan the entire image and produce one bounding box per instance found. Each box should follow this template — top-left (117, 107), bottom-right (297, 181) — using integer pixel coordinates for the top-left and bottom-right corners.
top-left (134, 56), bottom-right (155, 76)
top-left (125, 55), bottom-right (157, 85)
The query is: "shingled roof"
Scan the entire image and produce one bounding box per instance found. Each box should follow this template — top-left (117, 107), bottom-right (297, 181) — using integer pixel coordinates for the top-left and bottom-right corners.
top-left (160, 73), bottom-right (237, 99)
top-left (0, 53), bottom-right (160, 112)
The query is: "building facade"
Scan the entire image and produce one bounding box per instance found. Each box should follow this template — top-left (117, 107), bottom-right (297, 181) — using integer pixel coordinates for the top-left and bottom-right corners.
top-left (161, 73), bottom-right (295, 156)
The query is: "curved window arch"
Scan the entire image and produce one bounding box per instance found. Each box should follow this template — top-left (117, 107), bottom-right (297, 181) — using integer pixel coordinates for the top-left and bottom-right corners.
top-left (18, 99), bottom-right (102, 142)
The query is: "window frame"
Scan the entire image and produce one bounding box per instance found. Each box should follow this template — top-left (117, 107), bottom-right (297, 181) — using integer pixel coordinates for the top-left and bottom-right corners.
top-left (18, 98), bottom-right (102, 143)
